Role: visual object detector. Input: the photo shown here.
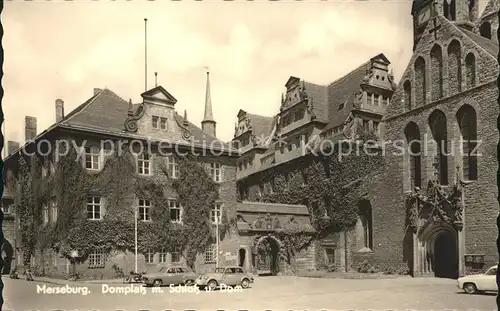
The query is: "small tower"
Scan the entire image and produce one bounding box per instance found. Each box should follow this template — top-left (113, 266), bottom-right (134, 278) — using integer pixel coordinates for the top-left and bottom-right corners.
top-left (201, 71), bottom-right (216, 137)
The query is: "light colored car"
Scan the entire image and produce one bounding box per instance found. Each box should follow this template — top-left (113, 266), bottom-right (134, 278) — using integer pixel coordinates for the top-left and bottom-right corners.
top-left (196, 266), bottom-right (254, 290)
top-left (142, 266), bottom-right (198, 287)
top-left (457, 265), bottom-right (497, 294)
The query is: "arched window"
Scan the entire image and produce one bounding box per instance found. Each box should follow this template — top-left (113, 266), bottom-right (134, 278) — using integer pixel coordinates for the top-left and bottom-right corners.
top-left (403, 80), bottom-right (412, 111)
top-left (443, 0), bottom-right (456, 20)
top-left (430, 44), bottom-right (444, 101)
top-left (429, 110), bottom-right (448, 185)
top-left (358, 200), bottom-right (373, 250)
top-left (465, 53), bottom-right (476, 89)
top-left (404, 122), bottom-right (422, 188)
top-left (457, 105), bottom-right (477, 180)
top-left (480, 22), bottom-right (492, 39)
top-left (414, 57), bottom-right (426, 107)
top-left (447, 40), bottom-right (462, 95)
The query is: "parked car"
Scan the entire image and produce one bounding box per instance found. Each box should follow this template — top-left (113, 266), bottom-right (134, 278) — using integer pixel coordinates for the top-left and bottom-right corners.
top-left (142, 266), bottom-right (198, 287)
top-left (196, 266), bottom-right (254, 290)
top-left (457, 265), bottom-right (497, 294)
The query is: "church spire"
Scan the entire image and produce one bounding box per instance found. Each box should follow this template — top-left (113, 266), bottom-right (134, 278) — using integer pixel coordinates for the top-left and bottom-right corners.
top-left (203, 71), bottom-right (214, 122)
top-left (201, 69), bottom-right (216, 137)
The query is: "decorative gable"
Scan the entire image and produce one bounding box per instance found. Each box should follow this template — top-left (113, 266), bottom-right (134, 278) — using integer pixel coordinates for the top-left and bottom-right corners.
top-left (141, 86), bottom-right (177, 107)
top-left (281, 77), bottom-right (309, 111)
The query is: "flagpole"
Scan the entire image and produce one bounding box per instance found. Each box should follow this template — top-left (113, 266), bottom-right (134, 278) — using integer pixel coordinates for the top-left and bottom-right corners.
top-left (144, 18), bottom-right (148, 92)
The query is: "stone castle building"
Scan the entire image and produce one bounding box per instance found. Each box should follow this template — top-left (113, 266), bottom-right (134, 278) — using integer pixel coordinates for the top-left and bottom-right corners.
top-left (2, 0), bottom-right (499, 278)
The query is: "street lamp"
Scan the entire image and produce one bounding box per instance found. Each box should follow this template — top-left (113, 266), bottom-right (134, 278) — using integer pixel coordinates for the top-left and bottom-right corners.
top-left (134, 206), bottom-right (138, 274)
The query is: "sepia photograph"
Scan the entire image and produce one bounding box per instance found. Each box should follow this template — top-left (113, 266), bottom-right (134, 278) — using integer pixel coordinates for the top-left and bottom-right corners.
top-left (1, 0), bottom-right (500, 310)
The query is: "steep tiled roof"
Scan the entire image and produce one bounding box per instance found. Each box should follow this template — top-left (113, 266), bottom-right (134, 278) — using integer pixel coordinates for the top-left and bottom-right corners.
top-left (458, 28), bottom-right (499, 56)
top-left (61, 89), bottom-right (129, 133)
top-left (321, 62), bottom-right (370, 133)
top-left (303, 82), bottom-right (328, 122)
top-left (480, 0), bottom-right (498, 19)
top-left (247, 113), bottom-right (274, 139)
top-left (40, 88), bottom-right (232, 151)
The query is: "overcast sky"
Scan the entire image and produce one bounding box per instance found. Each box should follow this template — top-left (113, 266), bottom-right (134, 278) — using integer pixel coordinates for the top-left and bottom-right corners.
top-left (2, 1), bottom-right (489, 144)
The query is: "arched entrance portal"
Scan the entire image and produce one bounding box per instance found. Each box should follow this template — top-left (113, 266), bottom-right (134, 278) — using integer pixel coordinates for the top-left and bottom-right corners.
top-left (238, 248), bottom-right (246, 268)
top-left (434, 231), bottom-right (458, 278)
top-left (418, 223), bottom-right (459, 279)
top-left (254, 235), bottom-right (281, 276)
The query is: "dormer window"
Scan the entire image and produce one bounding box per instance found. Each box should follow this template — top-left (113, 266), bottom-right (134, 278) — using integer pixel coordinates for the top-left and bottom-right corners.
top-left (160, 117), bottom-right (167, 130)
top-left (294, 109), bottom-right (305, 121)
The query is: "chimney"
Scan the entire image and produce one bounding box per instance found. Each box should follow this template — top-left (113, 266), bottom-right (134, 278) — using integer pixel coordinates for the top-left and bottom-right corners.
top-left (94, 88), bottom-right (102, 96)
top-left (55, 99), bottom-right (64, 122)
top-left (7, 141), bottom-right (19, 156)
top-left (25, 116), bottom-right (37, 142)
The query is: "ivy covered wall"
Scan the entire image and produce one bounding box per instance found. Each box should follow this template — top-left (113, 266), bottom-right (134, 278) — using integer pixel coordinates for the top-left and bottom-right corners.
top-left (15, 136), bottom-right (237, 275)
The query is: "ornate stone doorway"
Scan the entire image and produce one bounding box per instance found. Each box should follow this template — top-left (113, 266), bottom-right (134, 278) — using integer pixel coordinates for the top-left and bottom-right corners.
top-left (254, 235), bottom-right (281, 276)
top-left (406, 175), bottom-right (469, 278)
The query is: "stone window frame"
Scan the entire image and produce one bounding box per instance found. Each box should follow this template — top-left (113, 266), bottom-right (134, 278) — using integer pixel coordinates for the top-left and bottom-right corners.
top-left (168, 199), bottom-right (182, 223)
top-left (138, 198), bottom-right (152, 222)
top-left (83, 145), bottom-right (102, 171)
top-left (159, 248), bottom-right (167, 263)
top-left (211, 162), bottom-right (222, 182)
top-left (204, 244), bottom-right (216, 264)
top-left (171, 246), bottom-right (181, 263)
top-left (464, 49), bottom-right (479, 90)
top-left (211, 202), bottom-right (223, 224)
top-left (136, 152), bottom-right (152, 176)
top-left (144, 249), bottom-right (154, 264)
top-left (167, 155), bottom-right (179, 179)
top-left (88, 249), bottom-right (106, 269)
top-left (86, 195), bottom-right (102, 220)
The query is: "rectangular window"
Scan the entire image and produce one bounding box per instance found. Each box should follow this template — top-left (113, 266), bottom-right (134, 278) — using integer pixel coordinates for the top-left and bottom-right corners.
top-left (152, 116), bottom-right (159, 129)
top-left (160, 117), bottom-right (167, 130)
top-left (211, 162), bottom-right (222, 182)
top-left (171, 246), bottom-right (181, 263)
top-left (87, 196), bottom-right (101, 220)
top-left (159, 248), bottom-right (167, 263)
top-left (294, 109), bottom-right (305, 121)
top-left (374, 94), bottom-right (380, 106)
top-left (85, 147), bottom-right (101, 170)
top-left (204, 244), bottom-right (216, 264)
top-left (88, 249), bottom-right (106, 268)
top-left (51, 200), bottom-right (57, 222)
top-left (145, 249), bottom-right (154, 264)
top-left (373, 121), bottom-right (380, 135)
top-left (43, 204), bottom-right (49, 224)
top-left (138, 199), bottom-right (151, 221)
top-left (324, 248), bottom-right (335, 266)
top-left (363, 120), bottom-right (370, 132)
top-left (169, 200), bottom-right (182, 223)
top-left (168, 156), bottom-right (179, 178)
top-left (1, 201), bottom-right (9, 214)
top-left (137, 153), bottom-right (151, 175)
top-left (211, 203), bottom-right (222, 224)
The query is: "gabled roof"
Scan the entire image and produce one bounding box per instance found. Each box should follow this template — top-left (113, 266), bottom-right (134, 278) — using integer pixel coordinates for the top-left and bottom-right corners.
top-left (285, 76), bottom-right (300, 88)
top-left (371, 53), bottom-right (390, 65)
top-left (321, 61), bottom-right (371, 133)
top-left (458, 27), bottom-right (499, 56)
top-left (246, 113), bottom-right (274, 141)
top-left (141, 86), bottom-right (177, 105)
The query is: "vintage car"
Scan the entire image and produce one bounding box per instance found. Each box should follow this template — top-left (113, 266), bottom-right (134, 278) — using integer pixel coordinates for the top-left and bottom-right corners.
top-left (142, 266), bottom-right (198, 287)
top-left (457, 265), bottom-right (497, 294)
top-left (195, 266), bottom-right (254, 290)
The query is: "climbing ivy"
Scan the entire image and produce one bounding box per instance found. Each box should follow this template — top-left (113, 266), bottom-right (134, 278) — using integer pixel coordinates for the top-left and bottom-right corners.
top-left (239, 132), bottom-right (383, 239)
top-left (17, 144), bottom-right (229, 270)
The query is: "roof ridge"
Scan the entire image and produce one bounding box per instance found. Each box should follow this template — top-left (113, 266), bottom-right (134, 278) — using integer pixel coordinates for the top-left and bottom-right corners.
top-left (61, 91), bottom-right (105, 125)
top-left (447, 16), bottom-right (498, 61)
top-left (102, 88), bottom-right (129, 104)
top-left (327, 61), bottom-right (370, 88)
